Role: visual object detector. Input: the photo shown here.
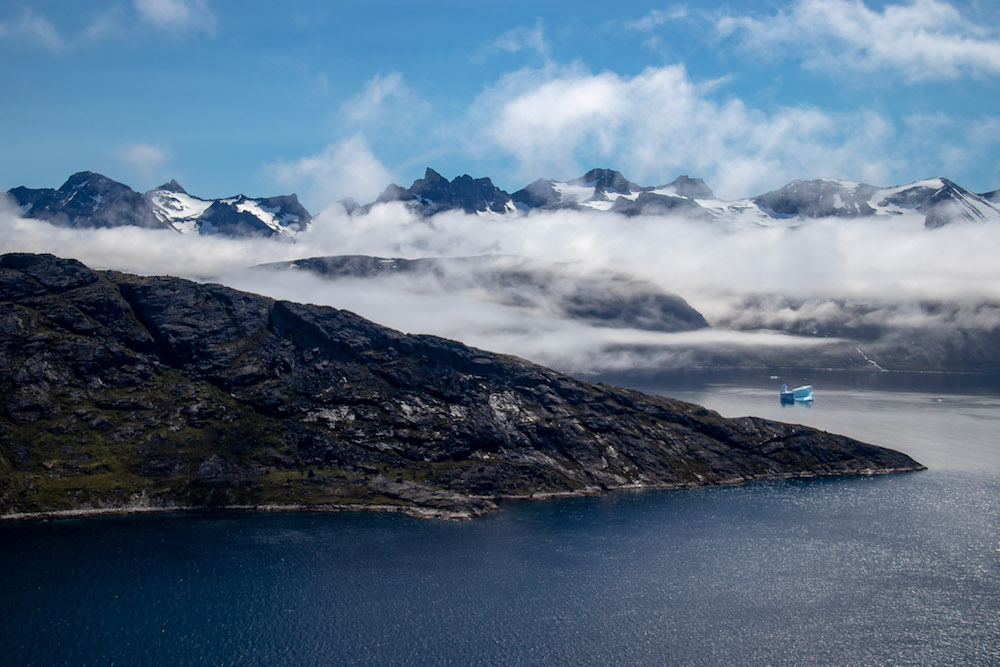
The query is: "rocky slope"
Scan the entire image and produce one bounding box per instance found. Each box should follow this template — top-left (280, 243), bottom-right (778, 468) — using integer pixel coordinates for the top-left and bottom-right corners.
top-left (0, 254), bottom-right (923, 519)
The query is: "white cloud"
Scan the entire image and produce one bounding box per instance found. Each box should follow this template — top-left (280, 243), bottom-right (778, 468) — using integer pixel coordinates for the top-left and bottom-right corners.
top-left (80, 6), bottom-right (127, 43)
top-left (133, 0), bottom-right (216, 35)
top-left (268, 73), bottom-right (431, 209)
top-left (716, 0), bottom-right (1000, 81)
top-left (485, 18), bottom-right (550, 60)
top-left (5, 197), bottom-right (999, 374)
top-left (342, 72), bottom-right (428, 127)
top-left (0, 8), bottom-right (64, 51)
top-left (624, 7), bottom-right (689, 32)
top-left (117, 143), bottom-right (171, 187)
top-left (470, 63), bottom-right (895, 197)
top-left (266, 134), bottom-right (394, 209)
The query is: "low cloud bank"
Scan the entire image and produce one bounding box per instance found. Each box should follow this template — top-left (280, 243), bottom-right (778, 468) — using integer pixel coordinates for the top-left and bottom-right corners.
top-left (2, 199), bottom-right (998, 372)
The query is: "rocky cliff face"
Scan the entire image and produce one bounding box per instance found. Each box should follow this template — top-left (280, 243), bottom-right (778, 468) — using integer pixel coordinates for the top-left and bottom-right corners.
top-left (370, 168), bottom-right (514, 216)
top-left (7, 172), bottom-right (167, 230)
top-left (0, 253), bottom-right (923, 519)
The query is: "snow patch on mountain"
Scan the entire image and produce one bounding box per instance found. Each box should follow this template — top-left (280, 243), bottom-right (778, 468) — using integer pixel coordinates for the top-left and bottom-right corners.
top-left (148, 188), bottom-right (213, 233)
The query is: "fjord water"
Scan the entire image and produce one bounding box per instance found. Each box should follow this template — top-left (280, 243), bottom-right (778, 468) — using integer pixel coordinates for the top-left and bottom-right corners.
top-left (3, 373), bottom-right (999, 665)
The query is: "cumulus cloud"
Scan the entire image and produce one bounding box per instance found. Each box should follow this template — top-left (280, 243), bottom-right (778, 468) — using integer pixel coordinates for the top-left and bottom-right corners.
top-left (715, 0), bottom-right (1000, 81)
top-left (133, 0), bottom-right (216, 35)
top-left (266, 134), bottom-right (394, 209)
top-left (0, 8), bottom-right (64, 51)
top-left (470, 63), bottom-right (895, 198)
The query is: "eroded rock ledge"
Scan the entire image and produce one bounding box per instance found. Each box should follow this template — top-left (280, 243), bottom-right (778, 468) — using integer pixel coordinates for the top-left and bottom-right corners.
top-left (0, 253), bottom-right (924, 519)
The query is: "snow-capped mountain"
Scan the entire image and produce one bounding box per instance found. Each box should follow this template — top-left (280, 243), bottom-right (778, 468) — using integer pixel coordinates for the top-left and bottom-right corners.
top-left (751, 177), bottom-right (1000, 228)
top-left (7, 169), bottom-right (999, 233)
top-left (368, 168), bottom-right (516, 216)
top-left (7, 171), bottom-right (168, 230)
top-left (360, 168), bottom-right (1000, 229)
top-left (875, 178), bottom-right (1000, 228)
top-left (509, 168), bottom-right (715, 215)
top-left (147, 179), bottom-right (311, 237)
top-left (7, 172), bottom-right (311, 238)
top-left (145, 179), bottom-right (213, 233)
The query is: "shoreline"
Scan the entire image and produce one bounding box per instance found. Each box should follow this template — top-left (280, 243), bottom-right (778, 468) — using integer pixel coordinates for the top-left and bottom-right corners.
top-left (0, 465), bottom-right (926, 524)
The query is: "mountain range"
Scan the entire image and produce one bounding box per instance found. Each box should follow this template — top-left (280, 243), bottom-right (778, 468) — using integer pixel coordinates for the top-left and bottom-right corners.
top-left (6, 168), bottom-right (1000, 237)
top-left (6, 171), bottom-right (311, 238)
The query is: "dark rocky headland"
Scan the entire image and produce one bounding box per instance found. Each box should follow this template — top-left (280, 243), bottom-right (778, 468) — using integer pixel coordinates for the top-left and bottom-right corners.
top-left (0, 253), bottom-right (924, 520)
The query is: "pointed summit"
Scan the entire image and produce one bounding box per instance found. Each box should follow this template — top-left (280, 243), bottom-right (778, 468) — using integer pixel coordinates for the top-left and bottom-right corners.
top-left (662, 175), bottom-right (714, 200)
top-left (570, 168), bottom-right (641, 194)
top-left (409, 168), bottom-right (451, 200)
top-left (155, 179), bottom-right (188, 195)
top-left (511, 178), bottom-right (560, 209)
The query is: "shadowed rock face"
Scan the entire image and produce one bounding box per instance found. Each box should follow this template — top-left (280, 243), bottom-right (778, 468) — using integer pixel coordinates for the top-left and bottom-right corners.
top-left (0, 253), bottom-right (923, 519)
top-left (610, 192), bottom-right (711, 218)
top-left (753, 180), bottom-right (878, 218)
top-left (371, 168), bottom-right (513, 216)
top-left (7, 172), bottom-right (167, 230)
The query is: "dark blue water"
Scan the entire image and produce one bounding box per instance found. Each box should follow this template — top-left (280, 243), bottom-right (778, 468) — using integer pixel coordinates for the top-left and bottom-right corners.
top-left (3, 375), bottom-right (999, 666)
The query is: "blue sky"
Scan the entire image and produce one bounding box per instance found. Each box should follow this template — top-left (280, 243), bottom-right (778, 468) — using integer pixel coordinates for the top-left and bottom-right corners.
top-left (2, 0), bottom-right (999, 211)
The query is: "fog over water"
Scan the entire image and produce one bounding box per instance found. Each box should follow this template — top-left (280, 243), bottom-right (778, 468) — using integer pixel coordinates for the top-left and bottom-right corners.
top-left (3, 198), bottom-right (999, 372)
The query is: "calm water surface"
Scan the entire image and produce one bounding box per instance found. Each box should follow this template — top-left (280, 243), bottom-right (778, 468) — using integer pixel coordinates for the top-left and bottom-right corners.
top-left (2, 372), bottom-right (999, 666)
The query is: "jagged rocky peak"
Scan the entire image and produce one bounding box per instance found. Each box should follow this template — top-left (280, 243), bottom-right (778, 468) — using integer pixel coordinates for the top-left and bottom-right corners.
top-left (662, 175), bottom-right (715, 200)
top-left (611, 192), bottom-right (711, 218)
top-left (753, 179), bottom-right (878, 218)
top-left (153, 179), bottom-right (188, 194)
top-left (409, 167), bottom-right (453, 201)
top-left (511, 179), bottom-right (561, 208)
top-left (260, 193), bottom-right (312, 230)
top-left (58, 171), bottom-right (134, 200)
top-left (908, 178), bottom-right (998, 229)
top-left (337, 197), bottom-right (360, 215)
top-left (375, 183), bottom-right (417, 204)
top-left (570, 168), bottom-right (642, 194)
top-left (194, 192), bottom-right (311, 237)
top-left (7, 171), bottom-right (167, 230)
top-left (372, 167), bottom-right (513, 215)
top-left (445, 173), bottom-right (513, 214)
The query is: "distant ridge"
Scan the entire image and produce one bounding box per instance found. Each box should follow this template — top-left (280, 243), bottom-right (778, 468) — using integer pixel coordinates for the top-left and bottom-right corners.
top-left (6, 172), bottom-right (310, 238)
top-left (358, 169), bottom-right (1000, 229)
top-left (7, 169), bottom-right (1000, 232)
